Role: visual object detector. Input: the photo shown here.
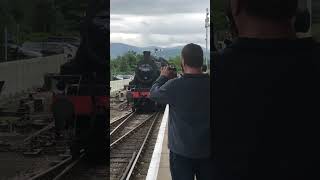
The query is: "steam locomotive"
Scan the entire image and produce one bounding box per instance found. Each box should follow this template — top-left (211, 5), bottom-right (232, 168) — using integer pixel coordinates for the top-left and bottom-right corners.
top-left (44, 0), bottom-right (108, 162)
top-left (127, 51), bottom-right (174, 111)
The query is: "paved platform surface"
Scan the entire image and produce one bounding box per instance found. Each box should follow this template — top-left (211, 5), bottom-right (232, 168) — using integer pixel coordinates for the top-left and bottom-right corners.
top-left (146, 105), bottom-right (199, 180)
top-left (156, 126), bottom-right (171, 180)
top-left (146, 105), bottom-right (171, 180)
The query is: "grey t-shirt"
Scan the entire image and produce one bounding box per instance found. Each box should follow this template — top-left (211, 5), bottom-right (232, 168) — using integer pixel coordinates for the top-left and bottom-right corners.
top-left (150, 74), bottom-right (211, 159)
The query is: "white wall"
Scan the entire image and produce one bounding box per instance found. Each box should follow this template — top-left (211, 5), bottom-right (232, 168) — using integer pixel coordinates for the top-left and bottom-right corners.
top-left (110, 79), bottom-right (131, 93)
top-left (0, 55), bottom-right (66, 100)
top-left (0, 55), bottom-right (133, 101)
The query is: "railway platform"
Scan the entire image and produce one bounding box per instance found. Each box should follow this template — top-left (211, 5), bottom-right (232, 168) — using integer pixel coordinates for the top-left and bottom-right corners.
top-left (146, 105), bottom-right (171, 180)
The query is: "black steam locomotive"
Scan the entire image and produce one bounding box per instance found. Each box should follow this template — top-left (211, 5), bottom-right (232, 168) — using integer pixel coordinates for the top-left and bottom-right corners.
top-left (45, 0), bottom-right (108, 162)
top-left (127, 51), bottom-right (173, 111)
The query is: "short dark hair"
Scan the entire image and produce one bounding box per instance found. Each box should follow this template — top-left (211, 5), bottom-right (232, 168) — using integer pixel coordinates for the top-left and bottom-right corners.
top-left (202, 65), bottom-right (208, 72)
top-left (181, 43), bottom-right (203, 68)
top-left (243, 0), bottom-right (298, 21)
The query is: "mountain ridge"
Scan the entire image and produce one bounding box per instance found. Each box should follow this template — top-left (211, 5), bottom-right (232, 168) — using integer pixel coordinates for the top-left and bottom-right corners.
top-left (110, 43), bottom-right (210, 60)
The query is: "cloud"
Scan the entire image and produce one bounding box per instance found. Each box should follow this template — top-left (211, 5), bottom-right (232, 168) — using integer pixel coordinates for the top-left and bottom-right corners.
top-left (110, 0), bottom-right (210, 47)
top-left (111, 0), bottom-right (210, 15)
top-left (111, 33), bottom-right (209, 48)
top-left (111, 14), bottom-right (206, 35)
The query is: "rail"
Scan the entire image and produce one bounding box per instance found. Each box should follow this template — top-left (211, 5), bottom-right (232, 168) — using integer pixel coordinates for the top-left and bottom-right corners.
top-left (110, 113), bottom-right (156, 147)
top-left (27, 149), bottom-right (85, 180)
top-left (125, 112), bottom-right (160, 180)
top-left (110, 112), bottom-right (161, 179)
top-left (110, 111), bottom-right (136, 135)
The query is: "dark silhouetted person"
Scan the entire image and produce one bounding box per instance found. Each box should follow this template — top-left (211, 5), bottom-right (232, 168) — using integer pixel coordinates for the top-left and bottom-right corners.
top-left (0, 81), bottom-right (4, 94)
top-left (150, 43), bottom-right (212, 180)
top-left (214, 0), bottom-right (320, 180)
top-left (223, 32), bottom-right (233, 47)
top-left (202, 64), bottom-right (208, 73)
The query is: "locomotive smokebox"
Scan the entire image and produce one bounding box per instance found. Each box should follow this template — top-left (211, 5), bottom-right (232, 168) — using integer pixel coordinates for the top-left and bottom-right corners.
top-left (143, 51), bottom-right (151, 61)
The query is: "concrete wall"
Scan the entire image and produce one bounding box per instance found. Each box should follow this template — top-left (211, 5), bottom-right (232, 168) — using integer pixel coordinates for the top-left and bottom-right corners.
top-left (110, 79), bottom-right (131, 93)
top-left (0, 55), bottom-right (66, 99)
top-left (1, 55), bottom-right (133, 101)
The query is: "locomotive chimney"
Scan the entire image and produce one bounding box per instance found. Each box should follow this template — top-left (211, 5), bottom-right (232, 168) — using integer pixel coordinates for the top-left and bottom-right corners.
top-left (143, 51), bottom-right (151, 61)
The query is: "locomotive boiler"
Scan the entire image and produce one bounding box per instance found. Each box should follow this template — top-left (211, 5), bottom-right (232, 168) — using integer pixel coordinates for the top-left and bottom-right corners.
top-left (127, 51), bottom-right (174, 111)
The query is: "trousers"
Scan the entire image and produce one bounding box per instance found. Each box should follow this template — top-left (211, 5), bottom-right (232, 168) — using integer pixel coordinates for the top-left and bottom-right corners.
top-left (169, 151), bottom-right (214, 180)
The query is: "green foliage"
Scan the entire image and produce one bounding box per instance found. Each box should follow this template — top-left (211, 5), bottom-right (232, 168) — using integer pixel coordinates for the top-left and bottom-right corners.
top-left (0, 0), bottom-right (16, 32)
top-left (168, 56), bottom-right (182, 72)
top-left (111, 52), bottom-right (184, 76)
top-left (0, 0), bottom-right (86, 44)
top-left (212, 0), bottom-right (228, 31)
top-left (54, 0), bottom-right (88, 31)
top-left (111, 51), bottom-right (142, 76)
top-left (31, 0), bottom-right (55, 32)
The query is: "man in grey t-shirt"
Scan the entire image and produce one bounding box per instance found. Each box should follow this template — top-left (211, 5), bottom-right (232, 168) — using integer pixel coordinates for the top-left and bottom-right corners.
top-left (150, 43), bottom-right (212, 180)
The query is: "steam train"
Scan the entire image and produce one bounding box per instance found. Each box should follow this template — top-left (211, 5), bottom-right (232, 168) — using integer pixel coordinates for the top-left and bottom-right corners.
top-left (127, 51), bottom-right (173, 111)
top-left (44, 0), bottom-right (108, 161)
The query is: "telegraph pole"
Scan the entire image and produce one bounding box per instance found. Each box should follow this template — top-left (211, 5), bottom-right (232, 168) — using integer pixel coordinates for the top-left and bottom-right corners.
top-left (205, 8), bottom-right (210, 66)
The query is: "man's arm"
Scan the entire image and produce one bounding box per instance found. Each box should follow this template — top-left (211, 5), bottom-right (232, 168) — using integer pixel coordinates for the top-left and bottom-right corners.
top-left (150, 66), bottom-right (177, 104)
top-left (150, 75), bottom-right (173, 105)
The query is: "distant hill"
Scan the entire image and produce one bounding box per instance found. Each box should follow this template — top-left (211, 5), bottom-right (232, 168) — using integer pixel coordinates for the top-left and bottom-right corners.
top-left (110, 43), bottom-right (210, 60)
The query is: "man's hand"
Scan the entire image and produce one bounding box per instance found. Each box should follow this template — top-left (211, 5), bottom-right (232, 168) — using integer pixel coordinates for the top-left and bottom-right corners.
top-left (160, 66), bottom-right (177, 79)
top-left (160, 66), bottom-right (171, 78)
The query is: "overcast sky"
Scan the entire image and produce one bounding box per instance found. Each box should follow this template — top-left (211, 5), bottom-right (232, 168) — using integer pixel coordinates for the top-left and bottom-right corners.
top-left (110, 0), bottom-right (210, 48)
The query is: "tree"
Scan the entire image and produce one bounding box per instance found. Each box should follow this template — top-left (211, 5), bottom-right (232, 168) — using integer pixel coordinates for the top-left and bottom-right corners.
top-left (212, 0), bottom-right (228, 31)
top-left (111, 51), bottom-right (140, 75)
top-left (54, 0), bottom-right (88, 31)
top-left (31, 0), bottom-right (57, 32)
top-left (0, 1), bottom-right (15, 34)
top-left (168, 56), bottom-right (182, 72)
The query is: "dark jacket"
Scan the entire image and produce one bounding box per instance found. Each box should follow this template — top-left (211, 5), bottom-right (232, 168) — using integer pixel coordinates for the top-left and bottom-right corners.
top-left (150, 74), bottom-right (211, 158)
top-left (214, 38), bottom-right (320, 180)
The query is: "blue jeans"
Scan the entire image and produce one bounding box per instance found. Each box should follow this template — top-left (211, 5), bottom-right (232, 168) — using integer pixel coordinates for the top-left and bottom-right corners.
top-left (169, 151), bottom-right (214, 180)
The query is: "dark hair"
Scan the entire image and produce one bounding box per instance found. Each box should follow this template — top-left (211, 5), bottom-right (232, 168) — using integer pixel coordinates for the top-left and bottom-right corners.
top-left (181, 43), bottom-right (203, 68)
top-left (243, 0), bottom-right (298, 21)
top-left (202, 65), bottom-right (208, 72)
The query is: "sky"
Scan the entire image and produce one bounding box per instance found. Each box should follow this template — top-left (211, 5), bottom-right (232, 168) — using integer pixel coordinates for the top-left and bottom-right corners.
top-left (110, 0), bottom-right (210, 48)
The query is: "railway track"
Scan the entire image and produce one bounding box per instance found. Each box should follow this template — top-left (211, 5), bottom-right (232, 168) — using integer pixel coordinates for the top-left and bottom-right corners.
top-left (110, 111), bottom-right (134, 132)
top-left (54, 153), bottom-right (109, 180)
top-left (24, 112), bottom-right (162, 180)
top-left (16, 122), bottom-right (70, 156)
top-left (25, 143), bottom-right (105, 180)
top-left (110, 112), bottom-right (161, 180)
top-left (110, 112), bottom-right (155, 144)
top-left (26, 153), bottom-right (80, 180)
